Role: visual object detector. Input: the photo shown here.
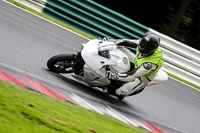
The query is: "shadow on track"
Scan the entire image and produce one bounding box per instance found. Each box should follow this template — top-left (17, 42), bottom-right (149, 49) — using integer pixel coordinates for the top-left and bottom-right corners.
top-left (44, 69), bottom-right (134, 108)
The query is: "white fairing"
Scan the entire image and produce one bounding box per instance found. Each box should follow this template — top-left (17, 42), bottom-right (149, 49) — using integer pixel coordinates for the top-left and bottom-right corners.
top-left (81, 39), bottom-right (130, 86)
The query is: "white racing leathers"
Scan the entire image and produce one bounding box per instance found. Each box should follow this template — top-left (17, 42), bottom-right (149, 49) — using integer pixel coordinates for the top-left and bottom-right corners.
top-left (115, 47), bottom-right (168, 96)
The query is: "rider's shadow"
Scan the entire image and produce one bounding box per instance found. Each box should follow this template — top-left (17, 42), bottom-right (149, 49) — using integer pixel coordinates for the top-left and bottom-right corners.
top-left (44, 69), bottom-right (133, 108)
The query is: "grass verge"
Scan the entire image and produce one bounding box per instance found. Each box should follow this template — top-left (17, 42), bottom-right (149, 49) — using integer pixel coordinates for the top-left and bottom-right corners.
top-left (0, 81), bottom-right (149, 133)
top-left (6, 0), bottom-right (200, 90)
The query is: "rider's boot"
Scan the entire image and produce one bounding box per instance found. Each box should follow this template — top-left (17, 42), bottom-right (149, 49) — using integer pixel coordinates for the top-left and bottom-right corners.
top-left (116, 78), bottom-right (145, 98)
top-left (117, 95), bottom-right (125, 101)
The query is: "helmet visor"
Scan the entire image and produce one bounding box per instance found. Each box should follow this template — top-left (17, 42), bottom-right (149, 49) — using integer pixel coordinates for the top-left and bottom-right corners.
top-left (139, 40), bottom-right (156, 54)
top-left (139, 39), bottom-right (151, 54)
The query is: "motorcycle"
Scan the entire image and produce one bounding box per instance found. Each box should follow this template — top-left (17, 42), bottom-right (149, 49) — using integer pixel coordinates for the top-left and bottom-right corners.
top-left (47, 38), bottom-right (140, 100)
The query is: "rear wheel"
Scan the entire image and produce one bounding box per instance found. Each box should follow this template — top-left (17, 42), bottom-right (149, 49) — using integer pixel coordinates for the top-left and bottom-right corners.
top-left (47, 54), bottom-right (75, 73)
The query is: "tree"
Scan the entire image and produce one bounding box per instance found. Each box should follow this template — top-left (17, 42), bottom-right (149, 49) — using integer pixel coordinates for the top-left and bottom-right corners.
top-left (94, 0), bottom-right (200, 50)
top-left (168, 0), bottom-right (193, 37)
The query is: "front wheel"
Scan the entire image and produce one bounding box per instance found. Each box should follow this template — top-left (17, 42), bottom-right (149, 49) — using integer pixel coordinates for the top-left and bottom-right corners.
top-left (47, 54), bottom-right (75, 73)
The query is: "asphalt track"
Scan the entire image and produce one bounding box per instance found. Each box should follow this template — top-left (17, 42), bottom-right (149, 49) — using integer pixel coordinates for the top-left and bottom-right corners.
top-left (0, 1), bottom-right (200, 133)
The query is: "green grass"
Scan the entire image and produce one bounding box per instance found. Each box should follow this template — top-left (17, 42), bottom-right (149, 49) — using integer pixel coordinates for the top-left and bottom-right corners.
top-left (6, 0), bottom-right (200, 90)
top-left (0, 81), bottom-right (149, 133)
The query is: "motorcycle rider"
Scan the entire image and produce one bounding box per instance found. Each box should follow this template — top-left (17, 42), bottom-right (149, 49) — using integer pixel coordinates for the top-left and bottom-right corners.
top-left (106, 33), bottom-right (168, 100)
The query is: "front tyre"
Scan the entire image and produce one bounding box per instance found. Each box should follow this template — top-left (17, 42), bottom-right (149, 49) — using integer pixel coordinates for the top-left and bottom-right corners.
top-left (47, 54), bottom-right (75, 73)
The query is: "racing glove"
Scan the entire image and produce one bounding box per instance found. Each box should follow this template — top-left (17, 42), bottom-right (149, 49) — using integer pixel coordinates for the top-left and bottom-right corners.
top-left (106, 71), bottom-right (119, 80)
top-left (116, 39), bottom-right (138, 48)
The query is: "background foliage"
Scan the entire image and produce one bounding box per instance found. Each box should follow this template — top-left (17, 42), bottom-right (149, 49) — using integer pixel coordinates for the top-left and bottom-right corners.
top-left (94, 0), bottom-right (200, 50)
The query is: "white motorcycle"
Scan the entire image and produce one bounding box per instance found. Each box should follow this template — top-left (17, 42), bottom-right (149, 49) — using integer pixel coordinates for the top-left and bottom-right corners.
top-left (47, 38), bottom-right (140, 100)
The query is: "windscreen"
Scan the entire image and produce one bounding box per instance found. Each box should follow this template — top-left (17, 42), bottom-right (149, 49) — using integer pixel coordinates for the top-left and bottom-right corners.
top-left (98, 45), bottom-right (116, 59)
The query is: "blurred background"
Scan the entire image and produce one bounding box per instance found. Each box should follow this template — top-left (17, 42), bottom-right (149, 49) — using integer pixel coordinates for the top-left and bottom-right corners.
top-left (94, 0), bottom-right (200, 51)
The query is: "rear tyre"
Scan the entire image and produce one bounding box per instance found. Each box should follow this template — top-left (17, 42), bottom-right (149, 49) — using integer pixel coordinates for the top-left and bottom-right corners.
top-left (47, 54), bottom-right (75, 73)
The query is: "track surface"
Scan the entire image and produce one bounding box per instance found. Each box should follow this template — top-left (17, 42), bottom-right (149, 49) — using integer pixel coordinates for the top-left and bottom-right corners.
top-left (1, 1), bottom-right (200, 133)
